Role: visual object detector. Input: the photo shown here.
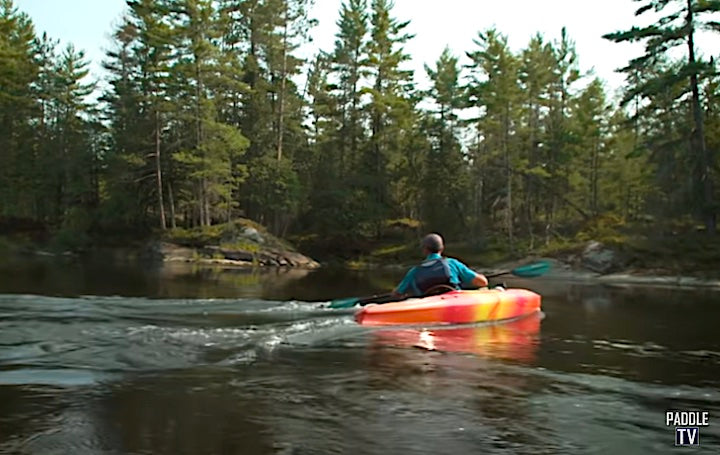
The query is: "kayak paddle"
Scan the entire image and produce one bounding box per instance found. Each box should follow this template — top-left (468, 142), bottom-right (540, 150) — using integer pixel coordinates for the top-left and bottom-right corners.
top-left (485, 260), bottom-right (551, 279)
top-left (328, 260), bottom-right (551, 309)
top-left (328, 292), bottom-right (401, 309)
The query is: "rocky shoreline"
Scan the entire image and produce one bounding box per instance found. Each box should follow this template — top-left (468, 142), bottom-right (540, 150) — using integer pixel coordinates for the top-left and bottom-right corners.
top-left (147, 241), bottom-right (320, 269)
top-left (4, 227), bottom-right (720, 289)
top-left (497, 259), bottom-right (720, 289)
top-left (0, 219), bottom-right (321, 269)
top-left (486, 239), bottom-right (720, 289)
top-left (140, 220), bottom-right (321, 269)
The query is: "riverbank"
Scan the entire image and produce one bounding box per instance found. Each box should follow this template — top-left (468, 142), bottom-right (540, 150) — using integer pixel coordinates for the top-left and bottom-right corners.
top-left (152, 219), bottom-right (320, 268)
top-left (0, 218), bottom-right (320, 269)
top-left (3, 217), bottom-right (720, 288)
top-left (299, 228), bottom-right (720, 288)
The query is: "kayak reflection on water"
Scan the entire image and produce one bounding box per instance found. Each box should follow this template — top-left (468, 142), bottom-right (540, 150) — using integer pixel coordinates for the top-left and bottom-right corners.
top-left (369, 311), bottom-right (543, 364)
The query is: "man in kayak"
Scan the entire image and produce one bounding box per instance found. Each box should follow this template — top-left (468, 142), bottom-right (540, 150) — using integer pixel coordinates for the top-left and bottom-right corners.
top-left (392, 233), bottom-right (489, 298)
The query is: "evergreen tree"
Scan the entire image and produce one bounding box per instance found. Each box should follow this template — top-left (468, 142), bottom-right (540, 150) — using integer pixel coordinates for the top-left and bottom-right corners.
top-left (546, 28), bottom-right (582, 228)
top-left (302, 52), bottom-right (355, 236)
top-left (517, 34), bottom-right (555, 245)
top-left (102, 2), bottom-right (174, 229)
top-left (49, 44), bottom-right (96, 224)
top-left (603, 108), bottom-right (652, 220)
top-left (364, 0), bottom-right (415, 234)
top-left (229, 0), bottom-right (311, 233)
top-left (170, 0), bottom-right (248, 227)
top-left (466, 28), bottom-right (521, 244)
top-left (332, 0), bottom-right (368, 177)
top-left (604, 0), bottom-right (720, 232)
top-left (102, 17), bottom-right (149, 228)
top-left (632, 58), bottom-right (697, 216)
top-left (6, 0), bottom-right (720, 257)
top-left (0, 0), bottom-right (38, 217)
top-left (422, 47), bottom-right (469, 234)
top-left (571, 78), bottom-right (610, 216)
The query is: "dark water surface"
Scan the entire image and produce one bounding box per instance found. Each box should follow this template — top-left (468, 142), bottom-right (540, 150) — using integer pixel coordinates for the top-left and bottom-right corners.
top-left (1, 256), bottom-right (719, 454)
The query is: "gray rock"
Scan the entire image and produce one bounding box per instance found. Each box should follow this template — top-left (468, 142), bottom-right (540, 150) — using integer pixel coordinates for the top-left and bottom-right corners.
top-left (242, 227), bottom-right (265, 244)
top-left (221, 249), bottom-right (255, 262)
top-left (147, 233), bottom-right (320, 268)
top-left (151, 242), bottom-right (196, 262)
top-left (581, 241), bottom-right (618, 274)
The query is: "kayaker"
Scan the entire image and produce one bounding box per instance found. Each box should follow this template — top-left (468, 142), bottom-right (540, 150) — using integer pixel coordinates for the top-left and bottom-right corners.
top-left (392, 233), bottom-right (489, 298)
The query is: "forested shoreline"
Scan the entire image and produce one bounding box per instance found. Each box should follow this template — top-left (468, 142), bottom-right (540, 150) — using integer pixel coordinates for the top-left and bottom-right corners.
top-left (1, 0), bottom-right (719, 264)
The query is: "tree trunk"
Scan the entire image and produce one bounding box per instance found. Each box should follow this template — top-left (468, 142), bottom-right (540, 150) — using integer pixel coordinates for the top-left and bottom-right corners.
top-left (526, 102), bottom-right (538, 249)
top-left (204, 181), bottom-right (211, 226)
top-left (277, 4), bottom-right (288, 162)
top-left (591, 137), bottom-right (599, 216)
top-left (504, 102), bottom-right (513, 247)
top-left (155, 110), bottom-right (167, 230)
top-left (373, 68), bottom-right (384, 212)
top-left (167, 180), bottom-right (176, 229)
top-left (194, 51), bottom-right (208, 226)
top-left (686, 0), bottom-right (716, 233)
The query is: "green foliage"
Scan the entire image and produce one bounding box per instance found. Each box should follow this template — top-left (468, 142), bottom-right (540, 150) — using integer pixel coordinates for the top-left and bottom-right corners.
top-left (165, 225), bottom-right (227, 247)
top-left (603, 0), bottom-right (718, 232)
top-left (575, 214), bottom-right (629, 245)
top-left (220, 240), bottom-right (260, 254)
top-left (370, 244), bottom-right (409, 257)
top-left (164, 218), bottom-right (296, 255)
top-left (1, 0), bottom-right (719, 264)
top-left (50, 228), bottom-right (90, 252)
top-left (384, 218), bottom-right (420, 229)
top-left (244, 156), bottom-right (302, 215)
top-left (422, 49), bottom-right (470, 236)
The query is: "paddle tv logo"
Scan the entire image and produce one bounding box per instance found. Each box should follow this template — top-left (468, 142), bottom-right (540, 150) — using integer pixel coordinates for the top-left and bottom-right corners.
top-left (666, 410), bottom-right (709, 446)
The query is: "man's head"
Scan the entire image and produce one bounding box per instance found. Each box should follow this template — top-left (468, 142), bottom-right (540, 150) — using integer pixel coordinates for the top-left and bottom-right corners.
top-left (421, 233), bottom-right (444, 255)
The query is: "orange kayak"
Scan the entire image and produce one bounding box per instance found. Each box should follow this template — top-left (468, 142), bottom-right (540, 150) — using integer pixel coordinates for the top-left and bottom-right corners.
top-left (354, 288), bottom-right (541, 326)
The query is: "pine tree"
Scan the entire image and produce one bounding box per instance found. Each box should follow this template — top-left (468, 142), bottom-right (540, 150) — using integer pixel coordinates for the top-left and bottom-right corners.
top-left (302, 52), bottom-right (351, 235)
top-left (103, 2), bottom-right (174, 229)
top-left (422, 47), bottom-right (469, 234)
top-left (0, 0), bottom-right (38, 217)
top-left (102, 17), bottom-right (149, 227)
top-left (268, 0), bottom-right (314, 162)
top-left (364, 0), bottom-right (415, 234)
top-left (603, 108), bottom-right (652, 220)
top-left (571, 78), bottom-right (610, 216)
top-left (466, 28), bottom-right (521, 244)
top-left (545, 28), bottom-right (582, 231)
top-left (32, 32), bottom-right (61, 223)
top-left (632, 57), bottom-right (696, 216)
top-left (50, 44), bottom-right (96, 221)
top-left (518, 34), bottom-right (555, 245)
top-left (332, 0), bottom-right (368, 177)
top-left (166, 0), bottom-right (248, 227)
top-left (130, 0), bottom-right (174, 229)
top-left (604, 0), bottom-right (720, 232)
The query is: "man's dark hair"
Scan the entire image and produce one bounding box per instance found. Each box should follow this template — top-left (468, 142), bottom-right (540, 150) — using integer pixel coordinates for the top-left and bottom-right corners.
top-left (422, 233), bottom-right (444, 253)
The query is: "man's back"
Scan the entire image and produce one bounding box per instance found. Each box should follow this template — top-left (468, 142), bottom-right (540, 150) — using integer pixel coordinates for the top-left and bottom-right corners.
top-left (396, 253), bottom-right (480, 297)
top-left (393, 234), bottom-right (489, 298)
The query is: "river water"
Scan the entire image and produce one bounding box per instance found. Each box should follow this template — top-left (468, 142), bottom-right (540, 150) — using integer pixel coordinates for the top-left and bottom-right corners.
top-left (0, 256), bottom-right (719, 454)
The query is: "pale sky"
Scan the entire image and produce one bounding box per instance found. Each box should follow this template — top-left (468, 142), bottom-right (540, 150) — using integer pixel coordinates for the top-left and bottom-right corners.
top-left (15, 0), bottom-right (720, 102)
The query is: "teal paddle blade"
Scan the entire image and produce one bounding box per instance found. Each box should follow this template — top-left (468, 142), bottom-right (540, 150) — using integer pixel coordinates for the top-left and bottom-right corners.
top-left (511, 260), bottom-right (551, 278)
top-left (328, 297), bottom-right (360, 309)
top-left (329, 292), bottom-right (398, 309)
